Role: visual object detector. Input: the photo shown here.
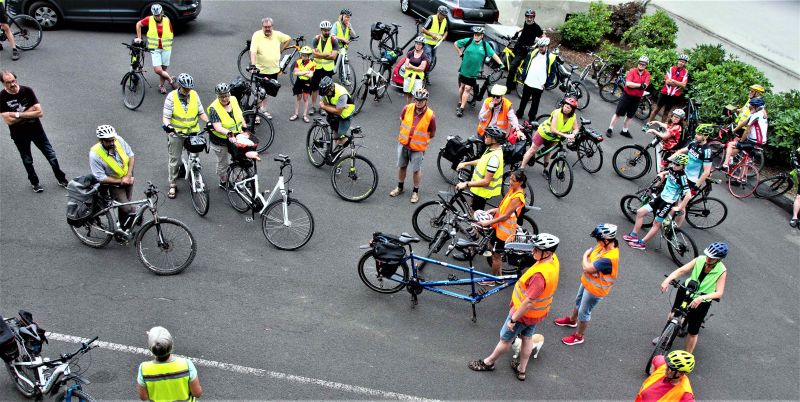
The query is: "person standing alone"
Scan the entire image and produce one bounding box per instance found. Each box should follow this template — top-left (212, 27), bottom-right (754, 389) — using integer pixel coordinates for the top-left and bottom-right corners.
top-left (135, 4), bottom-right (176, 94)
top-left (390, 88), bottom-right (436, 203)
top-left (137, 326), bottom-right (202, 402)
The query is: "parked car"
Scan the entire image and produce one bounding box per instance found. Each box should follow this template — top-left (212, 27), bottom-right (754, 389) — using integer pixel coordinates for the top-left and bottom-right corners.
top-left (399, 0), bottom-right (499, 37)
top-left (6, 0), bottom-right (201, 30)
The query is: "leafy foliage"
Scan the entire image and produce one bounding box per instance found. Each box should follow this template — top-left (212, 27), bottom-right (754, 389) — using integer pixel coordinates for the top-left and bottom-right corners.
top-left (685, 44), bottom-right (726, 75)
top-left (687, 59), bottom-right (772, 124)
top-left (622, 10), bottom-right (678, 49)
top-left (560, 1), bottom-right (611, 51)
top-left (609, 1), bottom-right (646, 40)
top-left (763, 90), bottom-right (800, 163)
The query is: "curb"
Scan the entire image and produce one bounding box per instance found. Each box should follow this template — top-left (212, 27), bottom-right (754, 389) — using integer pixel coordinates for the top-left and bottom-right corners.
top-left (764, 192), bottom-right (795, 214)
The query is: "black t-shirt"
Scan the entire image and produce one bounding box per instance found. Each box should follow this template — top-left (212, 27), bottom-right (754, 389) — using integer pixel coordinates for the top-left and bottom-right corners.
top-left (516, 22), bottom-right (543, 48)
top-left (0, 86), bottom-right (45, 136)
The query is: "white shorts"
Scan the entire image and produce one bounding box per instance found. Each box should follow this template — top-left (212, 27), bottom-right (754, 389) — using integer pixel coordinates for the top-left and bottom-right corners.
top-left (151, 48), bottom-right (172, 67)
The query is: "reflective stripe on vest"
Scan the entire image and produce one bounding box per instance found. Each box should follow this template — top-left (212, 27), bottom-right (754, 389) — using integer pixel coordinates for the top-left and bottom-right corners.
top-left (476, 97), bottom-right (512, 136)
top-left (493, 189), bottom-right (525, 241)
top-left (141, 358), bottom-right (194, 402)
top-left (735, 102), bottom-right (751, 126)
top-left (511, 255), bottom-right (560, 320)
top-left (423, 16), bottom-right (447, 45)
top-left (170, 90), bottom-right (200, 134)
top-left (398, 105), bottom-right (434, 152)
top-left (470, 147), bottom-right (504, 199)
top-left (295, 59), bottom-right (315, 81)
top-left (315, 36), bottom-right (335, 71)
top-left (580, 245), bottom-right (619, 297)
top-left (687, 256), bottom-right (725, 301)
top-left (325, 83), bottom-right (355, 119)
top-left (635, 362), bottom-right (694, 402)
top-left (147, 16), bottom-right (173, 50)
top-left (207, 97), bottom-right (243, 140)
top-left (538, 109), bottom-right (575, 142)
top-left (91, 140), bottom-right (129, 178)
top-left (403, 62), bottom-right (425, 91)
top-left (333, 21), bottom-right (350, 47)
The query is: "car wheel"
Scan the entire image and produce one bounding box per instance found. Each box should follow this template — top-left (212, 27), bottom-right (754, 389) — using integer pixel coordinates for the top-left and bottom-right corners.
top-left (29, 1), bottom-right (61, 30)
top-left (400, 0), bottom-right (411, 14)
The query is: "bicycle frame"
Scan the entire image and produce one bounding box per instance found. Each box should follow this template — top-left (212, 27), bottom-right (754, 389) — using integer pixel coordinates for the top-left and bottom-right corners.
top-left (232, 168), bottom-right (288, 216)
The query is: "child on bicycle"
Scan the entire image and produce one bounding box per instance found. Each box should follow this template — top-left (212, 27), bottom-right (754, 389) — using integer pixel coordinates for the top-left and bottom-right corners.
top-left (290, 46), bottom-right (315, 123)
top-left (644, 108), bottom-right (685, 172)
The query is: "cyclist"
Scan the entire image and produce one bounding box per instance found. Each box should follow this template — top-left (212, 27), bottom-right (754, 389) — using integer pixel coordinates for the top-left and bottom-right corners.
top-left (207, 82), bottom-right (248, 189)
top-left (248, 17), bottom-right (292, 120)
top-left (673, 124), bottom-right (714, 212)
top-left (454, 26), bottom-right (504, 117)
top-left (505, 9), bottom-right (544, 92)
top-left (553, 223), bottom-right (619, 346)
top-left (606, 55), bottom-right (651, 138)
top-left (290, 46), bottom-right (315, 123)
top-left (659, 242), bottom-right (728, 353)
top-left (317, 76), bottom-right (354, 151)
top-left (637, 350), bottom-right (696, 401)
top-left (331, 9), bottom-right (356, 50)
top-left (0, 0), bottom-right (20, 60)
top-left (310, 20), bottom-right (340, 117)
top-left (161, 73), bottom-right (208, 199)
top-left (516, 36), bottom-right (557, 122)
top-left (720, 97), bottom-right (767, 170)
top-left (624, 153), bottom-right (690, 251)
top-left (644, 108), bottom-right (685, 172)
top-left (90, 125), bottom-right (136, 235)
top-left (520, 97), bottom-right (579, 175)
top-left (468, 233), bottom-right (560, 382)
top-left (402, 37), bottom-right (430, 104)
top-left (390, 88), bottom-right (436, 203)
top-left (420, 5), bottom-right (449, 64)
top-left (729, 84), bottom-right (766, 135)
top-left (477, 84), bottom-right (522, 143)
top-left (137, 326), bottom-right (202, 401)
top-left (455, 126), bottom-right (505, 212)
top-left (135, 4), bottom-right (176, 94)
top-left (648, 54), bottom-right (689, 123)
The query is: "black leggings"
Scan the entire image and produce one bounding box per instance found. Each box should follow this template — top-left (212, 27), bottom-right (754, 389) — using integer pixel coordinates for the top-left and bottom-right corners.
top-left (517, 85), bottom-right (544, 122)
top-left (672, 287), bottom-right (712, 335)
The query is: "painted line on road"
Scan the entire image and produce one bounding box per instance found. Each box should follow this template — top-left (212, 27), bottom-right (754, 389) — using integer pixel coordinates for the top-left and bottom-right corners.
top-left (47, 332), bottom-right (438, 401)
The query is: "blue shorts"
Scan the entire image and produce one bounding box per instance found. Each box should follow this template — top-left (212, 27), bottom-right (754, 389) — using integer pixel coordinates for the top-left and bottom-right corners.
top-left (499, 313), bottom-right (537, 342)
top-left (151, 48), bottom-right (172, 67)
top-left (574, 284), bottom-right (603, 322)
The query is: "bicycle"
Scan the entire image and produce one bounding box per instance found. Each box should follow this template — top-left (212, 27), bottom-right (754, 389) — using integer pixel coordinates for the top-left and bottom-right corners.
top-left (578, 51), bottom-right (616, 86)
top-left (713, 146), bottom-right (762, 199)
top-left (466, 67), bottom-right (505, 108)
top-left (334, 36), bottom-right (358, 93)
top-left (230, 69), bottom-right (276, 153)
top-left (119, 41), bottom-right (152, 110)
top-left (237, 35), bottom-right (305, 83)
top-left (0, 4), bottom-right (42, 51)
top-left (530, 113), bottom-right (605, 174)
top-left (180, 127), bottom-right (211, 216)
top-left (624, 202), bottom-right (697, 266)
top-left (369, 19), bottom-right (425, 61)
top-left (69, 181), bottom-right (197, 275)
top-left (755, 149), bottom-right (798, 199)
top-left (547, 60), bottom-right (590, 110)
top-left (620, 175), bottom-right (726, 230)
top-left (226, 153), bottom-right (315, 250)
top-left (612, 123), bottom-right (676, 180)
top-left (351, 52), bottom-right (394, 117)
top-left (599, 66), bottom-right (626, 103)
top-left (305, 119), bottom-right (378, 202)
top-left (492, 34), bottom-right (528, 89)
top-left (635, 91), bottom-right (653, 121)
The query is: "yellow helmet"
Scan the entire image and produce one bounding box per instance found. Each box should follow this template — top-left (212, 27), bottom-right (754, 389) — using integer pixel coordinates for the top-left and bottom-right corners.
top-left (749, 84), bottom-right (765, 94)
top-left (695, 123), bottom-right (715, 137)
top-left (665, 350), bottom-right (695, 373)
top-left (300, 46), bottom-right (313, 55)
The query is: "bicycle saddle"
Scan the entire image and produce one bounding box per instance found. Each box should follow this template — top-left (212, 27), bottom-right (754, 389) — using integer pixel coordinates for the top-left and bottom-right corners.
top-left (313, 117), bottom-right (329, 126)
top-left (397, 233), bottom-right (420, 244)
top-left (456, 238), bottom-right (480, 248)
top-left (580, 117), bottom-right (591, 125)
top-left (504, 242), bottom-right (533, 253)
top-left (273, 154), bottom-right (290, 163)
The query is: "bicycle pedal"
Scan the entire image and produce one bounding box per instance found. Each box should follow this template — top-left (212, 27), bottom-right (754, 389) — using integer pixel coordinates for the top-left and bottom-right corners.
top-left (245, 217), bottom-right (254, 223)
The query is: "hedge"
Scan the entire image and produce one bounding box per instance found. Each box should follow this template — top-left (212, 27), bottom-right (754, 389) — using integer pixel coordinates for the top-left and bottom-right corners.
top-left (560, 1), bottom-right (611, 51)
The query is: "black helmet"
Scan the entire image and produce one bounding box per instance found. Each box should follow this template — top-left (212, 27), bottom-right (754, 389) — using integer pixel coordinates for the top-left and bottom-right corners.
top-left (318, 76), bottom-right (334, 93)
top-left (437, 5), bottom-right (448, 14)
top-left (340, 8), bottom-right (352, 16)
top-left (484, 126), bottom-right (506, 143)
top-left (215, 82), bottom-right (230, 95)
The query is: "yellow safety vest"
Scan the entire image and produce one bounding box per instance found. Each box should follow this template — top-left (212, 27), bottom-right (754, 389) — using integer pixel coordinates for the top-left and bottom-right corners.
top-left (295, 59), bottom-right (315, 81)
top-left (146, 16), bottom-right (173, 50)
top-left (470, 147), bottom-right (503, 199)
top-left (402, 54), bottom-right (426, 90)
top-left (91, 140), bottom-right (129, 178)
top-left (140, 358), bottom-right (195, 402)
top-left (538, 108), bottom-right (576, 142)
top-left (324, 83), bottom-right (355, 119)
top-left (170, 90), bottom-right (200, 135)
top-left (315, 36), bottom-right (335, 71)
top-left (207, 97), bottom-right (243, 140)
top-left (333, 20), bottom-right (350, 48)
top-left (493, 189), bottom-right (525, 241)
top-left (580, 245), bottom-right (619, 297)
top-left (511, 254), bottom-right (560, 320)
top-left (423, 16), bottom-right (447, 45)
top-left (398, 104), bottom-right (434, 152)
top-left (735, 101), bottom-right (751, 126)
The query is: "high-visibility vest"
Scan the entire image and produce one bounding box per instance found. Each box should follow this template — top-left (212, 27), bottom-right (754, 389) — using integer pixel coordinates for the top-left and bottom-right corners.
top-left (402, 55), bottom-right (426, 90)
top-left (511, 254), bottom-right (560, 320)
top-left (146, 16), bottom-right (173, 50)
top-left (423, 16), bottom-right (447, 45)
top-left (170, 90), bottom-right (200, 134)
top-left (580, 245), bottom-right (619, 297)
top-left (398, 104), bottom-right (434, 152)
top-left (324, 83), bottom-right (355, 119)
top-left (315, 36), bottom-right (335, 71)
top-left (91, 139), bottom-right (129, 178)
top-left (735, 101), bottom-right (751, 126)
top-left (538, 108), bottom-right (576, 142)
top-left (635, 363), bottom-right (694, 402)
top-left (686, 256), bottom-right (725, 301)
top-left (140, 357), bottom-right (195, 402)
top-left (332, 20), bottom-right (350, 48)
top-left (207, 97), bottom-right (243, 140)
top-left (476, 97), bottom-right (512, 137)
top-left (493, 189), bottom-right (525, 241)
top-left (470, 147), bottom-right (503, 199)
top-left (295, 59), bottom-right (315, 81)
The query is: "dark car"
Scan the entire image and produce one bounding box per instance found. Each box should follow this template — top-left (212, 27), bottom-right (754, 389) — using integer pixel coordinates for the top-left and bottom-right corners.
top-left (6, 0), bottom-right (201, 30)
top-left (400, 0), bottom-right (499, 37)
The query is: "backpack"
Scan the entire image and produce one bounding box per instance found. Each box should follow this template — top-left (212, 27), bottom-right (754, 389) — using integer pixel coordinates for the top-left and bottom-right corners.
top-left (462, 37), bottom-right (492, 58)
top-left (65, 174), bottom-right (100, 227)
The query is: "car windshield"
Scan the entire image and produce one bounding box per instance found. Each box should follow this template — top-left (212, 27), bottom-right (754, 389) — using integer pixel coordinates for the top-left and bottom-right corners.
top-left (459, 0), bottom-right (492, 9)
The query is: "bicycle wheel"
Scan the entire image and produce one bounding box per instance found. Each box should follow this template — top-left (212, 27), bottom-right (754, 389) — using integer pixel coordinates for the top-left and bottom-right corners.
top-left (352, 81), bottom-right (369, 117)
top-left (11, 15), bottom-right (42, 50)
top-left (331, 154), bottom-right (378, 202)
top-left (595, 65), bottom-right (615, 86)
top-left (55, 389), bottom-right (97, 402)
top-left (667, 227), bottom-right (698, 267)
top-left (599, 82), bottom-right (623, 103)
top-left (241, 111), bottom-right (275, 153)
top-left (238, 47), bottom-right (253, 80)
top-left (338, 60), bottom-right (357, 93)
top-left (261, 198), bottom-right (315, 250)
top-left (70, 210), bottom-right (114, 248)
top-left (707, 141), bottom-right (725, 168)
top-left (613, 145), bottom-right (651, 180)
top-left (519, 214), bottom-right (539, 236)
top-left (728, 162), bottom-right (759, 199)
top-left (306, 123), bottom-right (328, 167)
top-left (283, 50), bottom-right (299, 86)
top-left (685, 197), bottom-right (727, 229)
top-left (370, 34), bottom-right (395, 59)
top-left (620, 195), bottom-right (654, 228)
top-left (357, 250), bottom-right (408, 294)
top-left (437, 151), bottom-right (463, 185)
top-left (189, 170), bottom-right (210, 217)
top-left (376, 65), bottom-right (392, 98)
top-left (6, 354), bottom-right (37, 397)
top-left (547, 157), bottom-right (573, 198)
top-left (755, 174), bottom-right (793, 199)
top-left (570, 81), bottom-right (590, 110)
top-left (576, 138), bottom-right (603, 173)
top-left (646, 321), bottom-right (680, 375)
top-left (135, 218), bottom-right (196, 275)
top-left (226, 164), bottom-right (253, 213)
top-left (636, 98), bottom-right (651, 121)
top-left (501, 170), bottom-right (535, 207)
top-left (121, 72), bottom-right (146, 110)
top-left (412, 200), bottom-right (450, 242)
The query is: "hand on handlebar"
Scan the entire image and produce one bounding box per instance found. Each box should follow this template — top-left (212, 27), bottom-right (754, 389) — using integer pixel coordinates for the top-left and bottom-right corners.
top-left (247, 64), bottom-right (258, 73)
top-left (134, 38), bottom-right (142, 44)
top-left (162, 124), bottom-right (175, 134)
top-left (660, 278), bottom-right (671, 293)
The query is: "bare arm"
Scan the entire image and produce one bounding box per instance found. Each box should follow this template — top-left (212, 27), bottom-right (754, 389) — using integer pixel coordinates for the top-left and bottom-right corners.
top-left (660, 258), bottom-right (696, 292)
top-left (483, 198), bottom-right (521, 226)
top-left (189, 377), bottom-right (203, 398)
top-left (135, 21), bottom-right (144, 41)
top-left (581, 248), bottom-right (597, 273)
top-left (137, 384), bottom-right (148, 401)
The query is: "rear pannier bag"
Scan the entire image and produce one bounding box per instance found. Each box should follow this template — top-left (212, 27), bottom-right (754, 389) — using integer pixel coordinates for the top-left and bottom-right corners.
top-left (66, 174), bottom-right (100, 227)
top-left (0, 316), bottom-right (19, 363)
top-left (371, 22), bottom-right (389, 40)
top-left (372, 232), bottom-right (406, 277)
top-left (442, 135), bottom-right (468, 164)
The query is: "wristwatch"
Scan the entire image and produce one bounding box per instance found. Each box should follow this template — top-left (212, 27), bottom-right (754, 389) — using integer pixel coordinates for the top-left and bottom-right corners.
top-left (15, 112), bottom-right (20, 119)
top-left (509, 318), bottom-right (517, 324)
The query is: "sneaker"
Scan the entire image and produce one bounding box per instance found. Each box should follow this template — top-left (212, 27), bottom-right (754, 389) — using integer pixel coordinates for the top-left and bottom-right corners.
top-left (478, 280), bottom-right (497, 287)
top-left (58, 181), bottom-right (69, 189)
top-left (410, 192), bottom-right (419, 203)
top-left (31, 184), bottom-right (44, 193)
top-left (605, 128), bottom-right (613, 137)
top-left (790, 218), bottom-right (798, 228)
top-left (554, 316), bottom-right (578, 328)
top-left (389, 187), bottom-right (403, 197)
top-left (456, 107), bottom-right (463, 117)
top-left (622, 232), bottom-right (638, 242)
top-left (562, 332), bottom-right (584, 345)
top-left (620, 130), bottom-right (632, 138)
top-left (628, 240), bottom-right (646, 250)
top-left (12, 49), bottom-right (20, 61)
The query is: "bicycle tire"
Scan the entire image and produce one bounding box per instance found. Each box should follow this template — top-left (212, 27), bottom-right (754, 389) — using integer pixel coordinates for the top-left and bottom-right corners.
top-left (370, 34), bottom-right (395, 59)
top-left (595, 65), bottom-right (616, 86)
top-left (706, 141), bottom-right (725, 168)
top-left (121, 71), bottom-right (146, 111)
top-left (620, 194), bottom-right (653, 228)
top-left (501, 170), bottom-right (535, 207)
top-left (728, 162), bottom-right (759, 199)
top-left (306, 123), bottom-right (328, 167)
top-left (135, 217), bottom-right (197, 275)
top-left (599, 82), bottom-right (623, 103)
top-left (70, 210), bottom-right (114, 248)
top-left (755, 174), bottom-right (793, 199)
top-left (261, 197), bottom-right (315, 250)
top-left (685, 196), bottom-right (727, 229)
top-left (5, 355), bottom-right (36, 397)
top-left (357, 250), bottom-right (408, 294)
top-left (237, 47), bottom-right (253, 81)
top-left (331, 154), bottom-right (378, 202)
top-left (612, 145), bottom-right (651, 180)
top-left (337, 60), bottom-right (357, 93)
top-left (283, 50), bottom-right (300, 86)
top-left (636, 98), bottom-right (651, 121)
top-left (428, 50), bottom-right (437, 72)
top-left (548, 157), bottom-right (573, 198)
top-left (55, 388), bottom-right (97, 402)
top-left (534, 113), bottom-right (550, 125)
top-left (412, 200), bottom-right (450, 242)
top-left (10, 15), bottom-right (42, 50)
top-left (570, 81), bottom-right (590, 110)
top-left (241, 111), bottom-right (274, 153)
top-left (376, 65), bottom-right (392, 98)
top-left (667, 227), bottom-right (698, 267)
top-left (226, 164), bottom-right (254, 213)
top-left (419, 229), bottom-right (448, 270)
top-left (437, 150), bottom-right (465, 185)
top-left (189, 171), bottom-right (210, 217)
top-left (646, 321), bottom-right (680, 375)
top-left (519, 214), bottom-right (539, 237)
top-left (352, 81), bottom-right (369, 117)
top-left (577, 138), bottom-right (603, 173)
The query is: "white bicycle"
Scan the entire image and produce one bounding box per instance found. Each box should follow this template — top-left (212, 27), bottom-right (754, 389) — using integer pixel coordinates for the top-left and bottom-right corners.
top-left (334, 36), bottom-right (359, 93)
top-left (180, 129), bottom-right (211, 216)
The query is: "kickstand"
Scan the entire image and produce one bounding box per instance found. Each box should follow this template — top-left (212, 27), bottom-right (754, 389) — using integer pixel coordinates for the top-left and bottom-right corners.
top-left (471, 304), bottom-right (477, 323)
top-left (410, 292), bottom-right (418, 309)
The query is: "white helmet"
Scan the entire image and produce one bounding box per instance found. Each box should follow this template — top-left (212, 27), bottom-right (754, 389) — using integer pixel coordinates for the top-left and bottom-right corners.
top-left (151, 3), bottom-right (163, 16)
top-left (96, 124), bottom-right (117, 139)
top-left (671, 108), bottom-right (686, 119)
top-left (590, 223), bottom-right (617, 240)
top-left (536, 37), bottom-right (550, 47)
top-left (638, 55), bottom-right (650, 65)
top-left (320, 20), bottom-right (332, 29)
top-left (473, 210), bottom-right (493, 222)
top-left (532, 233), bottom-right (559, 251)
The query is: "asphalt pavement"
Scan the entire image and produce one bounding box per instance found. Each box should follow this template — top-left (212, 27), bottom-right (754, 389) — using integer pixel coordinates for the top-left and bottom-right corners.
top-left (1, 1), bottom-right (798, 400)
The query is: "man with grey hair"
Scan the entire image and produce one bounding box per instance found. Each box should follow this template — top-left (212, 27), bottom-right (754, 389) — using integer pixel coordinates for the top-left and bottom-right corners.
top-left (249, 17), bottom-right (291, 120)
top-left (137, 326), bottom-right (203, 401)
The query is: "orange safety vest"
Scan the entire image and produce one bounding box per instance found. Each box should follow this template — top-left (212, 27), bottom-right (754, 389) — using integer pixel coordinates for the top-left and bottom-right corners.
top-left (493, 189), bottom-right (525, 241)
top-left (398, 104), bottom-right (434, 152)
top-left (635, 363), bottom-right (694, 402)
top-left (477, 97), bottom-right (512, 137)
top-left (511, 254), bottom-right (559, 320)
top-left (580, 245), bottom-right (619, 297)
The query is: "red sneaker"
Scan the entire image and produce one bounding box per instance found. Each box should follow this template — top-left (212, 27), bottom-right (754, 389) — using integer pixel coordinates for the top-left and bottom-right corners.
top-left (562, 332), bottom-right (584, 345)
top-left (554, 316), bottom-right (577, 328)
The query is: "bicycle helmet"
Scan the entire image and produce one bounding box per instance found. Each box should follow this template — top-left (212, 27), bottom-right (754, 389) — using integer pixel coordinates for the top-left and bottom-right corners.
top-left (177, 73), bottom-right (194, 89)
top-left (671, 153), bottom-right (690, 166)
top-left (671, 108), bottom-right (686, 119)
top-left (414, 36), bottom-right (426, 44)
top-left (299, 45), bottom-right (313, 54)
top-left (214, 82), bottom-right (230, 95)
top-left (484, 126), bottom-right (506, 143)
top-left (563, 96), bottom-right (578, 108)
top-left (525, 9), bottom-right (536, 17)
top-left (474, 210), bottom-right (493, 222)
top-left (472, 26), bottom-right (485, 34)
top-left (319, 20), bottom-right (332, 30)
top-left (438, 5), bottom-right (448, 14)
top-left (749, 84), bottom-right (765, 94)
top-left (695, 123), bottom-right (715, 137)
top-left (638, 55), bottom-right (650, 65)
top-left (532, 233), bottom-right (559, 252)
top-left (678, 54), bottom-right (689, 62)
top-left (96, 124), bottom-right (117, 139)
top-left (413, 88), bottom-right (429, 101)
top-left (703, 241), bottom-right (728, 259)
top-left (749, 97), bottom-right (765, 108)
top-left (536, 37), bottom-right (550, 47)
top-left (665, 350), bottom-right (695, 374)
top-left (590, 223), bottom-right (617, 240)
top-left (318, 76), bottom-right (334, 94)
top-left (147, 326), bottom-right (173, 358)
top-left (340, 8), bottom-right (352, 16)
top-left (151, 3), bottom-right (163, 16)
top-left (489, 84), bottom-right (507, 96)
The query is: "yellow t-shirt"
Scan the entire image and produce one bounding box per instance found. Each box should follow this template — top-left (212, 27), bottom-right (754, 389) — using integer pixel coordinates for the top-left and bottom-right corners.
top-left (250, 29), bottom-right (291, 74)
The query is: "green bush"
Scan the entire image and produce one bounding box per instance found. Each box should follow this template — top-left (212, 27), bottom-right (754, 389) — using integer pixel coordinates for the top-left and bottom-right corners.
top-left (685, 44), bottom-right (726, 75)
top-left (763, 90), bottom-right (800, 163)
top-left (560, 1), bottom-right (611, 51)
top-left (686, 59), bottom-right (772, 125)
top-left (622, 10), bottom-right (678, 49)
top-left (598, 41), bottom-right (632, 69)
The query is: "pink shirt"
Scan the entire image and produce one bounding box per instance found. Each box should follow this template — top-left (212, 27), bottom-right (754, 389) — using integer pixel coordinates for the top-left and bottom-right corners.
top-left (509, 273), bottom-right (545, 326)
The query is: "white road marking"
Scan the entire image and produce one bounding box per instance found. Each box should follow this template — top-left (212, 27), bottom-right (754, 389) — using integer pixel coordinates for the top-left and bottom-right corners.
top-left (47, 332), bottom-right (438, 401)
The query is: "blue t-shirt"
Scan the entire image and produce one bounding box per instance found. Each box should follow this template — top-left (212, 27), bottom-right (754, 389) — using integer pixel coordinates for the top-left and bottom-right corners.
top-left (661, 167), bottom-right (688, 203)
top-left (592, 257), bottom-right (613, 275)
top-left (685, 141), bottom-right (711, 182)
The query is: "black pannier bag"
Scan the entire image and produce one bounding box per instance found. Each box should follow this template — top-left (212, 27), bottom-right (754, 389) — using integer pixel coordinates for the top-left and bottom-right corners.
top-left (0, 316), bottom-right (19, 363)
top-left (371, 22), bottom-right (389, 40)
top-left (372, 232), bottom-right (406, 277)
top-left (503, 141), bottom-right (527, 166)
top-left (229, 76), bottom-right (249, 104)
top-left (504, 241), bottom-right (535, 272)
top-left (260, 77), bottom-right (281, 97)
top-left (66, 174), bottom-right (100, 227)
top-left (442, 135), bottom-right (468, 164)
top-left (183, 134), bottom-right (208, 153)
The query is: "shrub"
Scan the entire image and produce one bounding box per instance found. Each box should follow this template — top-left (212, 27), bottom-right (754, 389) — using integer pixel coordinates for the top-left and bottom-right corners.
top-left (598, 41), bottom-right (632, 69)
top-left (609, 1), bottom-right (646, 40)
top-left (686, 59), bottom-right (772, 126)
top-left (763, 90), bottom-right (800, 163)
top-left (622, 10), bottom-right (678, 49)
top-left (685, 44), bottom-right (726, 75)
top-left (560, 1), bottom-right (611, 51)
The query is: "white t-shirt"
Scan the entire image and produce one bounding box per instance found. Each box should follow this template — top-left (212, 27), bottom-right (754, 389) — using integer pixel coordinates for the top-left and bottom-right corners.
top-left (524, 52), bottom-right (548, 89)
top-left (747, 109), bottom-right (768, 144)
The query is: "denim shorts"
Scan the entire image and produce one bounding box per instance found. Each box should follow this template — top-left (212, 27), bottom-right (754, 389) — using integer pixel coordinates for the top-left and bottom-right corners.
top-left (151, 48), bottom-right (172, 67)
top-left (499, 313), bottom-right (537, 341)
top-left (574, 284), bottom-right (603, 322)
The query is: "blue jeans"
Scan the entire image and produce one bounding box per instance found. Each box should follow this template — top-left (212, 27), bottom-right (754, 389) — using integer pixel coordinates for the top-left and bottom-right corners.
top-left (499, 313), bottom-right (537, 341)
top-left (575, 284), bottom-right (603, 322)
top-left (10, 130), bottom-right (67, 186)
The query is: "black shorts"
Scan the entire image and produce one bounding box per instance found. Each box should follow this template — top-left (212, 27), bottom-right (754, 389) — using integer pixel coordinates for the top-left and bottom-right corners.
top-left (656, 93), bottom-right (682, 109)
top-left (470, 194), bottom-right (488, 212)
top-left (292, 79), bottom-right (312, 95)
top-left (671, 287), bottom-right (712, 335)
top-left (615, 93), bottom-right (641, 118)
top-left (735, 139), bottom-right (761, 151)
top-left (255, 72), bottom-right (279, 81)
top-left (490, 232), bottom-right (506, 253)
top-left (648, 196), bottom-right (673, 222)
top-left (0, 6), bottom-right (9, 24)
top-left (311, 69), bottom-right (334, 90)
top-left (459, 74), bottom-right (477, 88)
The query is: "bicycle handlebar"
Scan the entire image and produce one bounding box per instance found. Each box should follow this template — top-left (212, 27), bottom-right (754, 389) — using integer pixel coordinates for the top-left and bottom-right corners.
top-left (35, 336), bottom-right (99, 368)
top-left (665, 274), bottom-right (718, 302)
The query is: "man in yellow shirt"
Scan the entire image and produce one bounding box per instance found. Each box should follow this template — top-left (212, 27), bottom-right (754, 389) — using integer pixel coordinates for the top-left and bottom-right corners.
top-left (249, 17), bottom-right (291, 119)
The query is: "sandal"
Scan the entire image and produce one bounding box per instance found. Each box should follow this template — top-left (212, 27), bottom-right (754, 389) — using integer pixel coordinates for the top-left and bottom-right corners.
top-left (255, 116), bottom-right (261, 125)
top-left (303, 116), bottom-right (310, 123)
top-left (264, 111), bottom-right (273, 120)
top-left (511, 360), bottom-right (526, 381)
top-left (467, 359), bottom-right (495, 372)
top-left (167, 185), bottom-right (177, 199)
top-left (159, 85), bottom-right (167, 94)
top-left (289, 114), bottom-right (298, 121)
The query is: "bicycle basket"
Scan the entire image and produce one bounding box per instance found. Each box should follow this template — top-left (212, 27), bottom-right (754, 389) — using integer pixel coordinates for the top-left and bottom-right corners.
top-left (183, 134), bottom-right (207, 153)
top-left (371, 22), bottom-right (388, 40)
top-left (0, 317), bottom-right (19, 363)
top-left (372, 232), bottom-right (405, 277)
top-left (442, 135), bottom-right (468, 164)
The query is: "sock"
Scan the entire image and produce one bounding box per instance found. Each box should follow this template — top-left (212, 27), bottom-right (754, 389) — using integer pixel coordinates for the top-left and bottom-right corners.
top-left (622, 128), bottom-right (629, 133)
top-left (397, 182), bottom-right (404, 190)
top-left (412, 187), bottom-right (419, 193)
